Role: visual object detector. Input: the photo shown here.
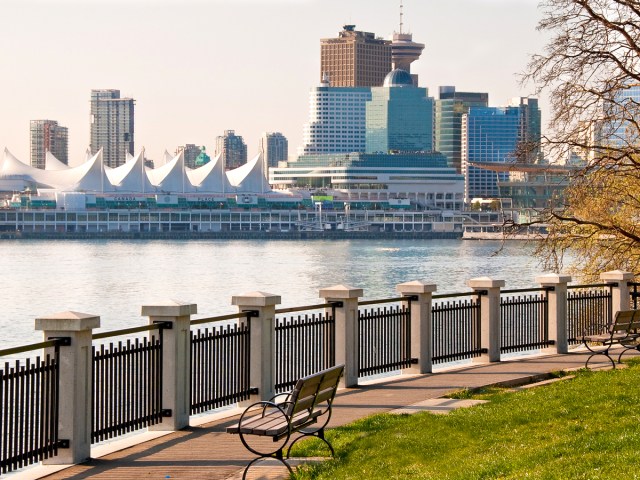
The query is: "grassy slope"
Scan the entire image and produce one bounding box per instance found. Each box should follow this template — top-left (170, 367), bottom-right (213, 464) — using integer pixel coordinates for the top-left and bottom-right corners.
top-left (292, 362), bottom-right (640, 479)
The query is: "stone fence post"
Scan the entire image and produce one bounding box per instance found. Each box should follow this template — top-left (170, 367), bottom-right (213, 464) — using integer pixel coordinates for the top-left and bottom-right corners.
top-left (536, 274), bottom-right (572, 354)
top-left (601, 270), bottom-right (635, 324)
top-left (35, 311), bottom-right (100, 465)
top-left (142, 301), bottom-right (197, 431)
top-left (232, 291), bottom-right (281, 404)
top-left (468, 277), bottom-right (504, 363)
top-left (320, 284), bottom-right (362, 388)
top-left (397, 281), bottom-right (437, 374)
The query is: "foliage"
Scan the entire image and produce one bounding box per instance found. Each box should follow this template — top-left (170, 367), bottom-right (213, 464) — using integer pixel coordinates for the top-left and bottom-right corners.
top-left (291, 363), bottom-right (640, 479)
top-left (523, 0), bottom-right (640, 278)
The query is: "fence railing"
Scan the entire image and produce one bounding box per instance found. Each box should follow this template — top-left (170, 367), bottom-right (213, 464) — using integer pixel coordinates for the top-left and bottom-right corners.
top-left (567, 284), bottom-right (613, 344)
top-left (190, 312), bottom-right (252, 414)
top-left (500, 288), bottom-right (552, 354)
top-left (0, 339), bottom-right (65, 475)
top-left (629, 282), bottom-right (640, 310)
top-left (357, 297), bottom-right (414, 377)
top-left (1, 271), bottom-right (634, 472)
top-left (274, 303), bottom-right (337, 393)
top-left (92, 323), bottom-right (167, 443)
top-left (432, 292), bottom-right (483, 363)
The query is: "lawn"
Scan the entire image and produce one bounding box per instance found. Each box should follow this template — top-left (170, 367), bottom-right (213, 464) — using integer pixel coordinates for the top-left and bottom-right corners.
top-left (291, 360), bottom-right (640, 479)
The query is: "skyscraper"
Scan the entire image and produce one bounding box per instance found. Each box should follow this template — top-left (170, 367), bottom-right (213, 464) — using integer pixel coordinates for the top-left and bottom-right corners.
top-left (390, 2), bottom-right (424, 86)
top-left (298, 76), bottom-right (372, 156)
top-left (30, 120), bottom-right (68, 169)
top-left (366, 69), bottom-right (434, 154)
top-left (462, 98), bottom-right (541, 201)
top-left (215, 130), bottom-right (247, 170)
top-left (179, 144), bottom-right (203, 169)
top-left (320, 25), bottom-right (392, 87)
top-left (435, 86), bottom-right (489, 173)
top-left (90, 89), bottom-right (135, 168)
top-left (259, 132), bottom-right (288, 168)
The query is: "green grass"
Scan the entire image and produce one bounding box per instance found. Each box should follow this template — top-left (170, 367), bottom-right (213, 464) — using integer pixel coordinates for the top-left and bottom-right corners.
top-left (291, 360), bottom-right (640, 479)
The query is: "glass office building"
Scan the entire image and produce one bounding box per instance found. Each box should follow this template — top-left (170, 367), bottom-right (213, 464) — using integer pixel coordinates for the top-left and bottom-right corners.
top-left (366, 69), bottom-right (434, 154)
top-left (435, 86), bottom-right (489, 173)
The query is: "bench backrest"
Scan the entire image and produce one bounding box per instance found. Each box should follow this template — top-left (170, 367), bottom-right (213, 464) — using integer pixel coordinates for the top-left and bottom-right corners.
top-left (611, 310), bottom-right (640, 334)
top-left (285, 364), bottom-right (344, 418)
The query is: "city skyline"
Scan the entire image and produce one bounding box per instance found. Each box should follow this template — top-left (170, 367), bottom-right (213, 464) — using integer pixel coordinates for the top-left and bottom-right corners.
top-left (0, 0), bottom-right (544, 165)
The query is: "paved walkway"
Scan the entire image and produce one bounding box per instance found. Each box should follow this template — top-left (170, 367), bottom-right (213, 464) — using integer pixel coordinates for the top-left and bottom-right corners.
top-left (16, 350), bottom-right (603, 480)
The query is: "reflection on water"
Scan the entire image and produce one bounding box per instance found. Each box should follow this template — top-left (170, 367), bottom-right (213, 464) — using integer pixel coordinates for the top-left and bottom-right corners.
top-left (0, 239), bottom-right (546, 347)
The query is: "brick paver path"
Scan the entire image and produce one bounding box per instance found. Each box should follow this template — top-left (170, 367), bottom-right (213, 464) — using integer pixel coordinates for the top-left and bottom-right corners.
top-left (34, 351), bottom-right (597, 480)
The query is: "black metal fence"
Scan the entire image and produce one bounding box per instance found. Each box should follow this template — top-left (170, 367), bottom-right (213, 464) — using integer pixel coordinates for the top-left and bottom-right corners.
top-left (190, 313), bottom-right (252, 414)
top-left (274, 304), bottom-right (337, 393)
top-left (500, 288), bottom-right (552, 354)
top-left (630, 282), bottom-right (640, 310)
top-left (92, 324), bottom-right (166, 443)
top-left (432, 293), bottom-right (483, 363)
top-left (567, 284), bottom-right (613, 344)
top-left (358, 297), bottom-right (413, 377)
top-left (0, 339), bottom-right (65, 474)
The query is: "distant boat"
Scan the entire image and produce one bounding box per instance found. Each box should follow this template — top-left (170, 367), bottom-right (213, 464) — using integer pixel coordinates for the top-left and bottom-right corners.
top-left (462, 224), bottom-right (548, 240)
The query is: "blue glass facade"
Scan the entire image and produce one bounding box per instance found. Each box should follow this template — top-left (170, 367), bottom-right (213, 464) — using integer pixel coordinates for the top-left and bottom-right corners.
top-left (365, 82), bottom-right (434, 154)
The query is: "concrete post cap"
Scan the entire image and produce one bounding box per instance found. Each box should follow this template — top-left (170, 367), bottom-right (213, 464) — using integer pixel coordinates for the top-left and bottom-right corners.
top-left (231, 292), bottom-right (281, 307)
top-left (141, 300), bottom-right (198, 317)
top-left (319, 284), bottom-right (363, 299)
top-left (535, 274), bottom-right (572, 285)
top-left (397, 280), bottom-right (437, 294)
top-left (600, 270), bottom-right (635, 282)
top-left (35, 311), bottom-right (100, 331)
top-left (467, 277), bottom-right (505, 289)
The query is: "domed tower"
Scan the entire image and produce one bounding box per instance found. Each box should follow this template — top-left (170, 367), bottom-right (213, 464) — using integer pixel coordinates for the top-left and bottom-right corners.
top-left (391, 1), bottom-right (424, 85)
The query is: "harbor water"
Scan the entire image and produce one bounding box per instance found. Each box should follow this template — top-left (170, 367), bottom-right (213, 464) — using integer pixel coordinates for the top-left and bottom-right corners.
top-left (0, 238), bottom-right (547, 348)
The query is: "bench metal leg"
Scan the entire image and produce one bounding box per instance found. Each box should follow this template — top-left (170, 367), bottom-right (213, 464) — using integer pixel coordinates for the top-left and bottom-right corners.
top-left (242, 454), bottom-right (293, 480)
top-left (286, 427), bottom-right (335, 459)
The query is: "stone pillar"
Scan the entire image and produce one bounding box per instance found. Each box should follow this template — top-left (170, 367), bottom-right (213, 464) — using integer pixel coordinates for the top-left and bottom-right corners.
top-left (35, 311), bottom-right (100, 465)
top-left (232, 291), bottom-right (281, 403)
top-left (141, 301), bottom-right (197, 431)
top-left (601, 270), bottom-right (635, 323)
top-left (319, 284), bottom-right (363, 388)
top-left (397, 281), bottom-right (437, 374)
top-left (468, 277), bottom-right (505, 363)
top-left (536, 274), bottom-right (572, 354)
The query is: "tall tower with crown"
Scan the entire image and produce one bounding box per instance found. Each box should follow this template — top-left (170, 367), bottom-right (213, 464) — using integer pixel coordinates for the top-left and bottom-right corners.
top-left (390, 1), bottom-right (425, 86)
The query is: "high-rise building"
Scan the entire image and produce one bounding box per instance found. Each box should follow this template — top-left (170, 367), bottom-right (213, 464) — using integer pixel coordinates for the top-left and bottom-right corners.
top-left (390, 2), bottom-right (424, 86)
top-left (178, 144), bottom-right (203, 169)
top-left (259, 132), bottom-right (288, 168)
top-left (435, 86), bottom-right (489, 173)
top-left (298, 77), bottom-right (372, 156)
top-left (320, 25), bottom-right (392, 87)
top-left (215, 130), bottom-right (247, 170)
top-left (366, 69), bottom-right (434, 154)
top-left (90, 89), bottom-right (135, 168)
top-left (462, 98), bottom-right (541, 201)
top-left (30, 120), bottom-right (68, 169)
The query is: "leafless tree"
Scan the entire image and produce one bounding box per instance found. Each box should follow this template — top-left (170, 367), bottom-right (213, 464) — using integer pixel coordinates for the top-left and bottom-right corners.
top-left (524, 0), bottom-right (640, 278)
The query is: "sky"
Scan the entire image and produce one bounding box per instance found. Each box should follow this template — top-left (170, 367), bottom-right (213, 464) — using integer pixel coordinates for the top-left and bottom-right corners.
top-left (0, 0), bottom-right (547, 166)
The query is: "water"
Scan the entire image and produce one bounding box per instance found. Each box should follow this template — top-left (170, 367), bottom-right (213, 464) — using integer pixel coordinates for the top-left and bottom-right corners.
top-left (0, 239), bottom-right (547, 348)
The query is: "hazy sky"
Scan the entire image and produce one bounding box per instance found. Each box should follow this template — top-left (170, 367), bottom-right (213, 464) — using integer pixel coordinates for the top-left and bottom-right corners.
top-left (0, 0), bottom-right (546, 165)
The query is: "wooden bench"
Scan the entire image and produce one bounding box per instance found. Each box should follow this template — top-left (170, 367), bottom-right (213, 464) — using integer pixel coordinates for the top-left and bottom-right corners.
top-left (227, 364), bottom-right (344, 478)
top-left (580, 310), bottom-right (640, 369)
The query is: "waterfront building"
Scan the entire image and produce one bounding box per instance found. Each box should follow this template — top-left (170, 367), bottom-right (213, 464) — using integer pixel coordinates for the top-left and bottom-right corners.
top-left (30, 120), bottom-right (68, 169)
top-left (320, 25), bottom-right (392, 87)
top-left (298, 78), bottom-right (372, 156)
top-left (435, 86), bottom-right (489, 173)
top-left (90, 89), bottom-right (135, 168)
top-left (179, 144), bottom-right (204, 169)
top-left (270, 151), bottom-right (464, 210)
top-left (462, 98), bottom-right (541, 202)
top-left (258, 132), bottom-right (288, 168)
top-left (216, 130), bottom-right (247, 170)
top-left (365, 69), bottom-right (434, 154)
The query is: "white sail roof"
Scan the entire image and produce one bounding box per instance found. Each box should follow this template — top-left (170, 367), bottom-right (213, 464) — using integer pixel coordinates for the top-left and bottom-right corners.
top-left (45, 152), bottom-right (70, 170)
top-left (67, 150), bottom-right (114, 192)
top-left (186, 153), bottom-right (231, 193)
top-left (147, 150), bottom-right (194, 193)
top-left (105, 150), bottom-right (154, 192)
top-left (226, 153), bottom-right (270, 193)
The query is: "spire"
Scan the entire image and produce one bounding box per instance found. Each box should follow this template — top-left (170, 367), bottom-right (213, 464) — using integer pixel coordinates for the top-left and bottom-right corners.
top-left (399, 0), bottom-right (404, 34)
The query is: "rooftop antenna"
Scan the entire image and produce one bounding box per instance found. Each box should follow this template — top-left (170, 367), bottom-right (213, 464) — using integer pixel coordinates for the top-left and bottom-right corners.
top-left (399, 0), bottom-right (404, 34)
